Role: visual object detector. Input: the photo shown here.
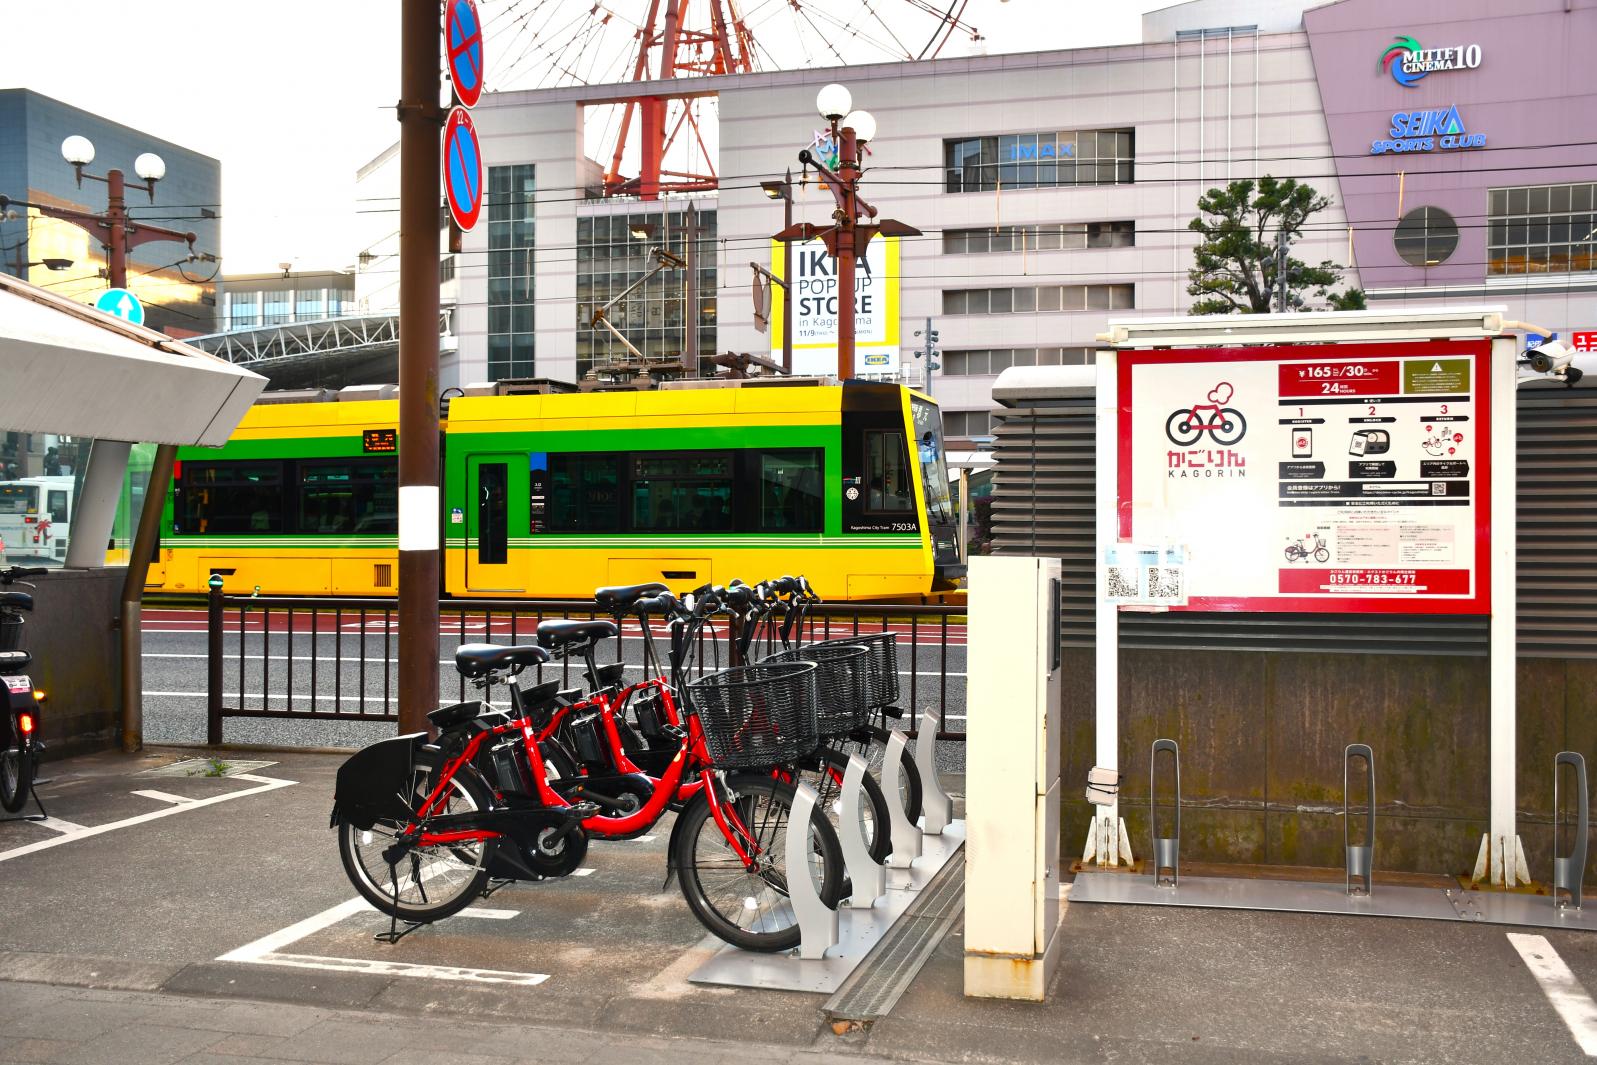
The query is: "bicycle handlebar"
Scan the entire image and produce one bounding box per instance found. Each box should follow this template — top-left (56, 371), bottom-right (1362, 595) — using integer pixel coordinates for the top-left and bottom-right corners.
top-left (0, 567), bottom-right (47, 584)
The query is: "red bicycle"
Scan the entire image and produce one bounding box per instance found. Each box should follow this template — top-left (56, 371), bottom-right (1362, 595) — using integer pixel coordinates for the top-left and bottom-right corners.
top-left (1165, 403), bottom-right (1247, 446)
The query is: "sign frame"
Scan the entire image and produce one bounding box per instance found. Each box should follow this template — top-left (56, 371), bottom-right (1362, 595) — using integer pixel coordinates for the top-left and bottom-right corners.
top-left (442, 106), bottom-right (483, 232)
top-left (95, 287), bottom-right (144, 326)
top-left (1116, 339), bottom-right (1492, 615)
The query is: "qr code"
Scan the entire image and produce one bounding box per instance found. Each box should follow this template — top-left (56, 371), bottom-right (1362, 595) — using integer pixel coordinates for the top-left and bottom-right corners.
top-left (1147, 566), bottom-right (1184, 601)
top-left (1431, 481), bottom-right (1446, 496)
top-left (1106, 566), bottom-right (1139, 598)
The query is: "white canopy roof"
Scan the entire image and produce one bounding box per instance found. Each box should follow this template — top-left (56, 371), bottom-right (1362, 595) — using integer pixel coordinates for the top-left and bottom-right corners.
top-left (0, 273), bottom-right (265, 446)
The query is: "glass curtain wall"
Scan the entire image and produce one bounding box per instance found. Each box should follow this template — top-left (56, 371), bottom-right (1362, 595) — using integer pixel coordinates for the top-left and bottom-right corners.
top-left (487, 164), bottom-right (536, 381)
top-left (575, 205), bottom-right (717, 379)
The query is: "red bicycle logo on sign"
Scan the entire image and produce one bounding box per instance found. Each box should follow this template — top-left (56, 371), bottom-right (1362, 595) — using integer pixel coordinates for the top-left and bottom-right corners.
top-left (1165, 381), bottom-right (1247, 445)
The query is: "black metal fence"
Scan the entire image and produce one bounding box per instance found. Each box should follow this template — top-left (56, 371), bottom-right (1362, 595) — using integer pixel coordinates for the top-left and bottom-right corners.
top-left (204, 588), bottom-right (967, 745)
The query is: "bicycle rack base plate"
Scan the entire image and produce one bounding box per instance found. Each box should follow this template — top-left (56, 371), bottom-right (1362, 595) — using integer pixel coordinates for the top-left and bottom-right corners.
top-left (690, 820), bottom-right (966, 994)
top-left (1071, 871), bottom-right (1597, 932)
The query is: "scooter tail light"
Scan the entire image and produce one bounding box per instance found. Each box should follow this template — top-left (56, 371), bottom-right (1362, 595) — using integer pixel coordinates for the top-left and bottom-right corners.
top-left (17, 711), bottom-right (34, 734)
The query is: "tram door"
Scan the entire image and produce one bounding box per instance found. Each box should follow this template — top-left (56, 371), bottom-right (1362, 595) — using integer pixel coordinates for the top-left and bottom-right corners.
top-left (466, 454), bottom-right (525, 592)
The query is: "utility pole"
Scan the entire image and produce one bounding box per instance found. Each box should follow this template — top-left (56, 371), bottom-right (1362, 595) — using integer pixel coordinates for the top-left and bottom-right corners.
top-left (760, 171), bottom-right (795, 374)
top-left (913, 317), bottom-right (940, 399)
top-left (397, 0), bottom-right (442, 735)
top-left (683, 201), bottom-right (698, 376)
top-left (1274, 230), bottom-right (1291, 313)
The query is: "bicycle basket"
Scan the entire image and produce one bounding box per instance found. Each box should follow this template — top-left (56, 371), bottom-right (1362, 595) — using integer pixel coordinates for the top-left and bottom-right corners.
top-left (686, 661), bottom-right (818, 770)
top-left (806, 631), bottom-right (898, 709)
top-left (0, 615), bottom-right (21, 653)
top-left (760, 643), bottom-right (871, 736)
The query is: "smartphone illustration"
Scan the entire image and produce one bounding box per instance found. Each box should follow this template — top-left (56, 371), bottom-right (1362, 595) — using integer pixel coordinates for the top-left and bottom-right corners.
top-left (1292, 429), bottom-right (1313, 458)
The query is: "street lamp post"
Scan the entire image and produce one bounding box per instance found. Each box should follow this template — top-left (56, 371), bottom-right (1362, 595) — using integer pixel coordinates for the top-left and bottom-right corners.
top-left (778, 84), bottom-right (919, 382)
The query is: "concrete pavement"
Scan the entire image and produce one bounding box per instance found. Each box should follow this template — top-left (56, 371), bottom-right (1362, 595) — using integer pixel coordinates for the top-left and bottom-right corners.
top-left (5, 745), bottom-right (1597, 1064)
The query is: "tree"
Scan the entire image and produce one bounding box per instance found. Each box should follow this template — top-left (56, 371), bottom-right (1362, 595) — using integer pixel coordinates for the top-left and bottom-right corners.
top-left (1186, 176), bottom-right (1358, 315)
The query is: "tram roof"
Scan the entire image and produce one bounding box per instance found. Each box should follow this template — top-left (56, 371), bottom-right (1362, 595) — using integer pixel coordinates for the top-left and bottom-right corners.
top-left (0, 273), bottom-right (265, 446)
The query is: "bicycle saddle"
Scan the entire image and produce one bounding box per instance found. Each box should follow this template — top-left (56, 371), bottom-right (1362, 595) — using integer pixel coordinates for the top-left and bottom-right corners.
top-left (427, 699), bottom-right (486, 730)
top-left (536, 618), bottom-right (619, 650)
top-left (0, 649), bottom-right (30, 670)
top-left (0, 591), bottom-right (33, 611)
top-left (454, 642), bottom-right (550, 678)
top-left (594, 582), bottom-right (669, 611)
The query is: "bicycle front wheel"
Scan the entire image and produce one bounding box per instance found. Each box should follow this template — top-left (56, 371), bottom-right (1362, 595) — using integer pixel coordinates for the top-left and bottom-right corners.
top-left (856, 723), bottom-right (923, 825)
top-left (673, 774), bottom-right (844, 953)
top-left (809, 744), bottom-right (893, 864)
top-left (0, 743), bottom-right (31, 813)
top-left (337, 750), bottom-right (492, 922)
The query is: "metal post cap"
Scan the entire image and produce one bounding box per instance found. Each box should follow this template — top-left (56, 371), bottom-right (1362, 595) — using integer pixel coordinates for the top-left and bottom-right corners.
top-left (208, 574), bottom-right (224, 590)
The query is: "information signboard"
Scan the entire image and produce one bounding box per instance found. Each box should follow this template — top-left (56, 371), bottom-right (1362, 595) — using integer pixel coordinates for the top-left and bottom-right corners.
top-left (1116, 340), bottom-right (1491, 613)
top-left (768, 235), bottom-right (900, 375)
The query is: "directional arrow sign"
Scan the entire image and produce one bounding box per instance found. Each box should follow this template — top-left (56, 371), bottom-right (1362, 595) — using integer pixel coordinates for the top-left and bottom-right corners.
top-left (95, 287), bottom-right (145, 326)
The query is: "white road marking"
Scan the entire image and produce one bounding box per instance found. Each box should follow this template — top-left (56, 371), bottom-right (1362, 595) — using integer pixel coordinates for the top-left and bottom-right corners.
top-left (572, 866), bottom-right (596, 876)
top-left (250, 952), bottom-right (548, 986)
top-left (130, 789), bottom-right (194, 805)
top-left (0, 774), bottom-right (296, 864)
top-left (1509, 932), bottom-right (1597, 1056)
top-left (35, 816), bottom-right (87, 834)
top-left (629, 835), bottom-right (657, 844)
top-left (219, 893), bottom-right (549, 987)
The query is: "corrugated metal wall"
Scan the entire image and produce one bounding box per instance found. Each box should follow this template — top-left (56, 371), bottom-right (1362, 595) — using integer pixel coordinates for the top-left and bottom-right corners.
top-left (990, 385), bottom-right (1597, 659)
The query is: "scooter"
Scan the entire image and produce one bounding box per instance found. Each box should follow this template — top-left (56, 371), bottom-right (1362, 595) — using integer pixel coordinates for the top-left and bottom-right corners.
top-left (1, 566), bottom-right (48, 816)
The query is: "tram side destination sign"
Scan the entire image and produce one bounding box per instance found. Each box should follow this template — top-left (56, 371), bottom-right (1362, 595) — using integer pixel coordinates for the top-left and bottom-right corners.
top-left (1116, 340), bottom-right (1490, 614)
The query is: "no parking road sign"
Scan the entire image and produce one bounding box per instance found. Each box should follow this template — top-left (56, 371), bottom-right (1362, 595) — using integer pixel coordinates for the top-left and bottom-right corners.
top-left (94, 287), bottom-right (144, 327)
top-left (443, 107), bottom-right (483, 232)
top-left (447, 0), bottom-right (484, 108)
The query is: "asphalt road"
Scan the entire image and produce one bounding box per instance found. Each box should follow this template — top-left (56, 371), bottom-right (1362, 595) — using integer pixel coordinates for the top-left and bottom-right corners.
top-left (140, 607), bottom-right (969, 765)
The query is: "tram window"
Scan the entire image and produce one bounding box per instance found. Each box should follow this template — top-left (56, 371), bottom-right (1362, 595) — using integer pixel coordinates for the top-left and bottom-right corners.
top-left (864, 431), bottom-right (913, 513)
top-left (298, 459), bottom-right (397, 535)
top-left (757, 450), bottom-right (823, 532)
top-left (178, 461), bottom-right (284, 534)
top-left (548, 454), bottom-right (622, 533)
top-left (477, 462), bottom-right (508, 565)
top-left (631, 452), bottom-right (733, 532)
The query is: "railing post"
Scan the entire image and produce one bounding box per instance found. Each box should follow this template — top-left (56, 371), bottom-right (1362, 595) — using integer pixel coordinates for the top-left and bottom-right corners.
top-left (206, 575), bottom-right (224, 746)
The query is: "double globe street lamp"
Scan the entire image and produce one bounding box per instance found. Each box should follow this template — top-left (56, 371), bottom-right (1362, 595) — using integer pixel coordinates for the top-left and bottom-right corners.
top-left (776, 84), bottom-right (918, 380)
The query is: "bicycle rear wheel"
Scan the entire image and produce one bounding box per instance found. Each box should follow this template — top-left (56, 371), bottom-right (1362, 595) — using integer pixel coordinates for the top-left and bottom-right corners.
top-left (337, 750), bottom-right (492, 922)
top-left (673, 773), bottom-right (843, 953)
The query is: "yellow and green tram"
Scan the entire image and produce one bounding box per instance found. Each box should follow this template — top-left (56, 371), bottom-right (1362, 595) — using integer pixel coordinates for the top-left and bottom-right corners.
top-left (137, 381), bottom-right (961, 600)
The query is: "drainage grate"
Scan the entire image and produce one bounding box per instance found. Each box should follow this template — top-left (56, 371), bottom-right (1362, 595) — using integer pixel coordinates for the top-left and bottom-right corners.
top-left (141, 758), bottom-right (278, 778)
top-left (824, 850), bottom-right (966, 1023)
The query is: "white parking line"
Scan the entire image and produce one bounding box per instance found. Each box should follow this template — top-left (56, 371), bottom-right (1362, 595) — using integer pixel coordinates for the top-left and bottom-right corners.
top-left (1509, 932), bottom-right (1597, 1056)
top-left (0, 773), bottom-right (296, 864)
top-left (130, 789), bottom-right (194, 805)
top-left (218, 893), bottom-right (549, 986)
top-left (35, 816), bottom-right (87, 834)
top-left (457, 907), bottom-right (519, 920)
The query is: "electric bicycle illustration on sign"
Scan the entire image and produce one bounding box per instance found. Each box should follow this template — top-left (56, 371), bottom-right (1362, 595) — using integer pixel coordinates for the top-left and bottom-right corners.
top-left (1166, 382), bottom-right (1247, 445)
top-left (1284, 534), bottom-right (1330, 564)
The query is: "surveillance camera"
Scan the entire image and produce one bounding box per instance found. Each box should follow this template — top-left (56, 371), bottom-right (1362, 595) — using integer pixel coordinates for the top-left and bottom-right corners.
top-left (1525, 340), bottom-right (1575, 375)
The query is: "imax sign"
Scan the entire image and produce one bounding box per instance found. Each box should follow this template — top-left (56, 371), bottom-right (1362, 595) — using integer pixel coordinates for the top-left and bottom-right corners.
top-left (1370, 105), bottom-right (1486, 155)
top-left (1008, 142), bottom-right (1074, 161)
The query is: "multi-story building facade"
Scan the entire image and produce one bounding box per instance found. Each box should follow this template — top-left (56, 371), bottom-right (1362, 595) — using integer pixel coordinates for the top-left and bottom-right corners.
top-left (355, 0), bottom-right (1597, 446)
top-left (0, 88), bottom-right (222, 337)
top-left (221, 269), bottom-right (353, 332)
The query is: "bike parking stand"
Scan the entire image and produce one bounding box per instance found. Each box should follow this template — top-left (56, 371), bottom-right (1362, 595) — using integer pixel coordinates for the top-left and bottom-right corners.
top-left (884, 729), bottom-right (923, 868)
top-left (915, 706), bottom-right (953, 835)
top-left (1150, 739), bottom-right (1180, 887)
top-left (1345, 744), bottom-right (1375, 897)
top-left (372, 863), bottom-right (428, 944)
top-left (788, 781), bottom-right (840, 960)
top-left (0, 779), bottom-right (49, 825)
top-left (1555, 751), bottom-right (1589, 911)
top-left (839, 754), bottom-right (885, 908)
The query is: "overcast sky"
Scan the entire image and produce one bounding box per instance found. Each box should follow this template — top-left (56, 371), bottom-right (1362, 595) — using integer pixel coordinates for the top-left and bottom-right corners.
top-left (4, 0), bottom-right (1164, 274)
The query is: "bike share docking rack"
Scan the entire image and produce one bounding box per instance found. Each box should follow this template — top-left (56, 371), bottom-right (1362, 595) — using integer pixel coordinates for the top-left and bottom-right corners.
top-left (1072, 742), bottom-right (1597, 932)
top-left (690, 705), bottom-right (966, 994)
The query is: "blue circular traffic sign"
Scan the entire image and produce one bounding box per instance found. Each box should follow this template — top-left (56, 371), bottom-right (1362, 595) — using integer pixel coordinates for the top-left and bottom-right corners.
top-left (443, 107), bottom-right (483, 232)
top-left (447, 0), bottom-right (484, 108)
top-left (95, 287), bottom-right (144, 326)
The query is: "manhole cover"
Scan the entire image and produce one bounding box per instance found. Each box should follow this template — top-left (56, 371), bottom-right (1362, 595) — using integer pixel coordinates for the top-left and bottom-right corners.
top-left (142, 758), bottom-right (277, 778)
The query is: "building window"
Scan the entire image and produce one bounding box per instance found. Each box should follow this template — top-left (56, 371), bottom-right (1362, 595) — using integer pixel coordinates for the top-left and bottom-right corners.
top-left (1488, 183), bottom-right (1597, 276)
top-left (262, 290), bottom-right (291, 325)
top-left (944, 129), bottom-right (1134, 193)
top-left (226, 291), bottom-right (259, 330)
top-left (943, 410), bottom-right (994, 439)
top-left (944, 221), bottom-right (1134, 253)
top-left (488, 164), bottom-right (536, 381)
top-left (575, 206), bottom-right (717, 380)
top-left (1393, 206), bottom-right (1459, 268)
top-left (941, 284), bottom-right (1134, 315)
top-left (943, 347), bottom-right (1094, 376)
top-left (295, 288), bottom-right (325, 320)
